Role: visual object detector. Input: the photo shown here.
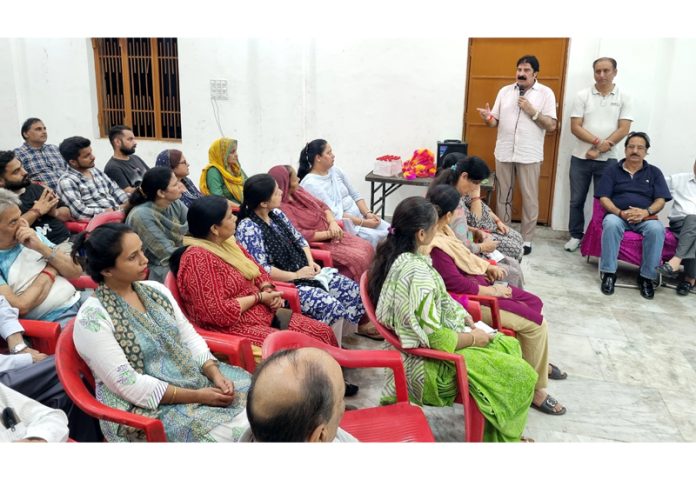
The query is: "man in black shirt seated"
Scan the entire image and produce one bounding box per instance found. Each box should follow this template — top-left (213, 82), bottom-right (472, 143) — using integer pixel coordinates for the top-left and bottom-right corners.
top-left (0, 151), bottom-right (72, 246)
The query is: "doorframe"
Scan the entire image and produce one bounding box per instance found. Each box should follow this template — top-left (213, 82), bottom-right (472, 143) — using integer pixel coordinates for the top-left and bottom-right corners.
top-left (462, 38), bottom-right (570, 226)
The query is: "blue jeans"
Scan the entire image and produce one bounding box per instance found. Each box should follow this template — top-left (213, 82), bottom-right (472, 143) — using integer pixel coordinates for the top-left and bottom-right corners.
top-left (600, 214), bottom-right (665, 280)
top-left (568, 156), bottom-right (617, 239)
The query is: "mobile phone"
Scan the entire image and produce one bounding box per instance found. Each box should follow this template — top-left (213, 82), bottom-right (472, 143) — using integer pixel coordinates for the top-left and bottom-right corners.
top-left (493, 281), bottom-right (508, 287)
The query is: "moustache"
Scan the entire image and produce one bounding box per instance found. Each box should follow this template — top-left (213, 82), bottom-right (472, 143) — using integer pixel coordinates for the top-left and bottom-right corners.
top-left (517, 75), bottom-right (527, 81)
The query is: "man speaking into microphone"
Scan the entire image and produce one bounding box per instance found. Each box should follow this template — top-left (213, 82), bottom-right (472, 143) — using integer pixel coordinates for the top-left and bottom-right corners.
top-left (477, 55), bottom-right (557, 255)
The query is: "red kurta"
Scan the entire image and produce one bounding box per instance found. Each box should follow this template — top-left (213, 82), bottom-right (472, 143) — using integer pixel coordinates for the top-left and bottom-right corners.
top-left (176, 245), bottom-right (337, 347)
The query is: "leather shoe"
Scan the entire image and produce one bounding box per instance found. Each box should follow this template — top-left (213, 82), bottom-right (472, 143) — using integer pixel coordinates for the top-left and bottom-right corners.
top-left (677, 280), bottom-right (695, 296)
top-left (637, 276), bottom-right (655, 299)
top-left (600, 272), bottom-right (616, 295)
top-left (344, 381), bottom-right (359, 397)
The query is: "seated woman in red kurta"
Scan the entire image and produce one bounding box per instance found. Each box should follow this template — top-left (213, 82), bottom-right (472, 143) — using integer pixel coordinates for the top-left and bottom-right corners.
top-left (267, 165), bottom-right (374, 282)
top-left (171, 195), bottom-right (338, 348)
top-left (426, 184), bottom-right (567, 416)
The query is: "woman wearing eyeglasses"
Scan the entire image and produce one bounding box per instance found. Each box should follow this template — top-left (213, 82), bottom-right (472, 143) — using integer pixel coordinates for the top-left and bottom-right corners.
top-left (155, 149), bottom-right (203, 208)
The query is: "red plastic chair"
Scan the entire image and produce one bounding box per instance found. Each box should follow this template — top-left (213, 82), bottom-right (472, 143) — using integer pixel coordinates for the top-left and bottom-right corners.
top-left (262, 330), bottom-right (435, 442)
top-left (55, 319), bottom-right (255, 442)
top-left (359, 272), bottom-right (485, 442)
top-left (0, 320), bottom-right (61, 356)
top-left (65, 221), bottom-right (88, 233)
top-left (449, 293), bottom-right (516, 338)
top-left (85, 210), bottom-right (126, 232)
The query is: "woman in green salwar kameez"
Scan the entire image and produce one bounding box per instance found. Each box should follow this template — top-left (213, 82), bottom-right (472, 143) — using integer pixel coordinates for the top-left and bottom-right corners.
top-left (367, 196), bottom-right (537, 442)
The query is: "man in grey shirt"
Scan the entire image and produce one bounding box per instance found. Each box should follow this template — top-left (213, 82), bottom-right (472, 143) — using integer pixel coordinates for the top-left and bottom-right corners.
top-left (104, 125), bottom-right (150, 194)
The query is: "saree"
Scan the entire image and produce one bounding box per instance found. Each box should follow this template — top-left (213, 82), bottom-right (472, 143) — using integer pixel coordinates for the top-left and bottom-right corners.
top-left (82, 282), bottom-right (250, 442)
top-left (375, 252), bottom-right (537, 442)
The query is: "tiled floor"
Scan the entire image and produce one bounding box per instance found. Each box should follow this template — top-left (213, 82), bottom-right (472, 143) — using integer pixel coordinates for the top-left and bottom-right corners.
top-left (343, 226), bottom-right (695, 442)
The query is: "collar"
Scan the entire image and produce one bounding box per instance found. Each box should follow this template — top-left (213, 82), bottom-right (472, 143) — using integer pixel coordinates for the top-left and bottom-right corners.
top-left (619, 158), bottom-right (649, 174)
top-left (514, 80), bottom-right (538, 92)
top-left (591, 84), bottom-right (616, 96)
top-left (23, 142), bottom-right (46, 151)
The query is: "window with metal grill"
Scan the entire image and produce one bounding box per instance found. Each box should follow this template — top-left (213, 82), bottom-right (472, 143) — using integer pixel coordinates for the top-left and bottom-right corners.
top-left (92, 38), bottom-right (182, 140)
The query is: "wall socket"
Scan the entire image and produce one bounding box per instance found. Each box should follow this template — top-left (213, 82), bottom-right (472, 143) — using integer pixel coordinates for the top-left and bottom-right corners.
top-left (210, 79), bottom-right (228, 100)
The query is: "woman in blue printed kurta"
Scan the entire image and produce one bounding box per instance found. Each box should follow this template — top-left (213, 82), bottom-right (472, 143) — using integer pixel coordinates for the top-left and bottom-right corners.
top-left (235, 175), bottom-right (364, 343)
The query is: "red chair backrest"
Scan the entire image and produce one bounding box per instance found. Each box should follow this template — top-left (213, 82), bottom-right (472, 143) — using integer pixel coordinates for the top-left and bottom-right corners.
top-left (358, 272), bottom-right (406, 350)
top-left (86, 210), bottom-right (126, 232)
top-left (164, 272), bottom-right (184, 311)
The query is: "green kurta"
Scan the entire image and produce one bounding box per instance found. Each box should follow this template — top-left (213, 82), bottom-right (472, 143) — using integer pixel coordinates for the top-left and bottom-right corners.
top-left (376, 252), bottom-right (537, 442)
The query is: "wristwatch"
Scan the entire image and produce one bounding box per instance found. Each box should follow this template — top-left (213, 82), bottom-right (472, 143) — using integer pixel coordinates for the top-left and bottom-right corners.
top-left (646, 207), bottom-right (654, 216)
top-left (531, 110), bottom-right (540, 121)
top-left (11, 342), bottom-right (28, 354)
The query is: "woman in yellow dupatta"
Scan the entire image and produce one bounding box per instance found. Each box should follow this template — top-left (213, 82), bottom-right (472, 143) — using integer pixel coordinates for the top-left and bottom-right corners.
top-left (200, 138), bottom-right (247, 205)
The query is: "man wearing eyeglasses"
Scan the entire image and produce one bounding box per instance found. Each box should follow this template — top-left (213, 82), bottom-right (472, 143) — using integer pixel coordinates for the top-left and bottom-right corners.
top-left (594, 132), bottom-right (671, 299)
top-left (565, 57), bottom-right (633, 252)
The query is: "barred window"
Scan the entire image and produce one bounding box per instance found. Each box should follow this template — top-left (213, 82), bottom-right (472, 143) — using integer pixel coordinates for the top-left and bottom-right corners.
top-left (92, 38), bottom-right (182, 140)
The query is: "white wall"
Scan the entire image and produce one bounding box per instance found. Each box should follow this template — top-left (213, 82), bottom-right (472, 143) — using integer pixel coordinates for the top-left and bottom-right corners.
top-left (1, 37), bottom-right (694, 228)
top-left (554, 38), bottom-right (696, 229)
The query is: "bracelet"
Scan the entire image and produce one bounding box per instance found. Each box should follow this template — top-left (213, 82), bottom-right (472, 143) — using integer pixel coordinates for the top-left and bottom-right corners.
top-left (365, 210), bottom-right (373, 214)
top-left (469, 196), bottom-right (481, 201)
top-left (30, 207), bottom-right (42, 217)
top-left (170, 386), bottom-right (177, 404)
top-left (40, 269), bottom-right (55, 282)
top-left (359, 218), bottom-right (364, 227)
top-left (592, 137), bottom-right (600, 146)
top-left (471, 334), bottom-right (476, 347)
top-left (486, 114), bottom-right (494, 122)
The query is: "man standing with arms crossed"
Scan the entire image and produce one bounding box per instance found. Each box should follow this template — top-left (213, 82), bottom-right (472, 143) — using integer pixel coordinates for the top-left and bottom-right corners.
top-left (564, 57), bottom-right (633, 252)
top-left (478, 55), bottom-right (557, 255)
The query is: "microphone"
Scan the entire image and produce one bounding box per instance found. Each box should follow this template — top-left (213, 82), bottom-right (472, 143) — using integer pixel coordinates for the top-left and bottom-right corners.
top-left (518, 84), bottom-right (525, 96)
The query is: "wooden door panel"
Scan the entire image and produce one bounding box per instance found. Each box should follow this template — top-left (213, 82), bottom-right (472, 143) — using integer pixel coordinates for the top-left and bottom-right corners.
top-left (463, 38), bottom-right (569, 225)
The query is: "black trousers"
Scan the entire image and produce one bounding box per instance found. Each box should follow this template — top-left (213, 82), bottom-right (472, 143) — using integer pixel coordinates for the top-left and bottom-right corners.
top-left (0, 356), bottom-right (103, 442)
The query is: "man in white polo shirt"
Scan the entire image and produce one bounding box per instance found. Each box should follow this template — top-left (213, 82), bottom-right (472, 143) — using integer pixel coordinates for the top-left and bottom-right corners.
top-left (564, 57), bottom-right (633, 252)
top-left (477, 55), bottom-right (557, 255)
top-left (657, 159), bottom-right (696, 295)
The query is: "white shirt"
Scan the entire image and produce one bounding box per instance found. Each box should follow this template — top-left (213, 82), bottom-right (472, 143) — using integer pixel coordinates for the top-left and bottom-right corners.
top-left (300, 167), bottom-right (363, 218)
top-left (570, 85), bottom-right (634, 161)
top-left (491, 81), bottom-right (557, 164)
top-left (666, 172), bottom-right (696, 221)
top-left (0, 295), bottom-right (32, 372)
top-left (0, 383), bottom-right (69, 442)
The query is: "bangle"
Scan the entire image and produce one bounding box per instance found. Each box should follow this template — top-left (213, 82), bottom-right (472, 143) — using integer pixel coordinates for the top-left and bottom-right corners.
top-left (469, 196), bottom-right (481, 201)
top-left (359, 218), bottom-right (364, 226)
top-left (30, 207), bottom-right (42, 217)
top-left (170, 386), bottom-right (177, 404)
top-left (44, 245), bottom-right (59, 263)
top-left (471, 334), bottom-right (476, 347)
top-left (40, 269), bottom-right (55, 282)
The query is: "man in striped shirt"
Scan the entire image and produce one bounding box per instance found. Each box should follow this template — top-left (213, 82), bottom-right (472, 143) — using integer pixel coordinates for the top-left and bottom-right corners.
top-left (56, 136), bottom-right (128, 221)
top-left (13, 118), bottom-right (65, 192)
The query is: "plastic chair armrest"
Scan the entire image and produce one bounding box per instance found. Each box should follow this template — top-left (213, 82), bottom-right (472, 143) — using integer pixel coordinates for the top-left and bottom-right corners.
top-left (18, 319), bottom-right (61, 354)
top-left (65, 221), bottom-right (88, 233)
top-left (309, 242), bottom-right (330, 250)
top-left (69, 276), bottom-right (99, 290)
top-left (275, 282), bottom-right (302, 313)
top-left (198, 329), bottom-right (256, 373)
top-left (310, 249), bottom-right (334, 268)
top-left (464, 294), bottom-right (501, 329)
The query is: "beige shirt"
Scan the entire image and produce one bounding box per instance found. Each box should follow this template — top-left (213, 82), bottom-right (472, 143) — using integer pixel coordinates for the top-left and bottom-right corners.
top-left (667, 172), bottom-right (696, 221)
top-left (491, 81), bottom-right (557, 164)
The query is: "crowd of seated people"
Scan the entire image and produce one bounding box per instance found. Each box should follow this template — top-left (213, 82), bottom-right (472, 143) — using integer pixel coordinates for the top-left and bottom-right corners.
top-left (4, 111), bottom-right (693, 444)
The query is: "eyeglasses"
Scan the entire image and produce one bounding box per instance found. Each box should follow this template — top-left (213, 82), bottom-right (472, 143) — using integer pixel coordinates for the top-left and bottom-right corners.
top-left (626, 144), bottom-right (646, 151)
top-left (177, 160), bottom-right (189, 166)
top-left (626, 131), bottom-right (651, 149)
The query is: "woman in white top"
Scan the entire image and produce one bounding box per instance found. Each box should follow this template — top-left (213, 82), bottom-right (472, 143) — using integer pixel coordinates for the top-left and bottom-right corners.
top-left (298, 139), bottom-right (390, 248)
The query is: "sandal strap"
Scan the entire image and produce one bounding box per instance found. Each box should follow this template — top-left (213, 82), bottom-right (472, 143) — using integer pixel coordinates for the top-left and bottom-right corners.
top-left (544, 395), bottom-right (558, 408)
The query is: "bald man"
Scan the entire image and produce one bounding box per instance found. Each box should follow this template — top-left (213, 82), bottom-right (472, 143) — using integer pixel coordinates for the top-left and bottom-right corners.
top-left (241, 347), bottom-right (357, 442)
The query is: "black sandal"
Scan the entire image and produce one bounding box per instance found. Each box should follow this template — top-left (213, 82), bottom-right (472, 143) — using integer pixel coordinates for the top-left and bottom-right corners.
top-left (531, 394), bottom-right (567, 416)
top-left (548, 363), bottom-right (568, 380)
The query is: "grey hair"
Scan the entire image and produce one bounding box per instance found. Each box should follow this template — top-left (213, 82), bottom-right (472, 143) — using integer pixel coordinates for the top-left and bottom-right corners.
top-left (0, 189), bottom-right (22, 217)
